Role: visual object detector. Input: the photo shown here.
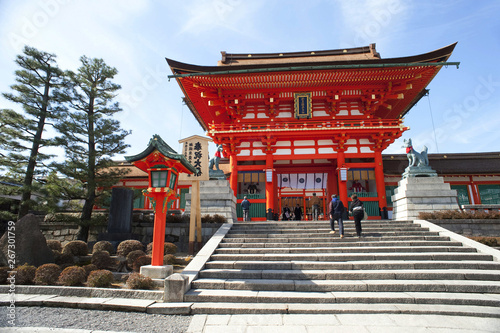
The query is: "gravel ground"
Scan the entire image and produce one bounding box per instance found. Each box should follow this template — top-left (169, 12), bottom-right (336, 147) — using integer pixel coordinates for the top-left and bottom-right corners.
top-left (0, 307), bottom-right (192, 333)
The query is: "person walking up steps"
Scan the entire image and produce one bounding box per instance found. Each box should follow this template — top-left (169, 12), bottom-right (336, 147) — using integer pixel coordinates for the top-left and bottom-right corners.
top-left (241, 196), bottom-right (251, 221)
top-left (349, 194), bottom-right (364, 238)
top-left (328, 194), bottom-right (345, 238)
top-left (310, 193), bottom-right (321, 220)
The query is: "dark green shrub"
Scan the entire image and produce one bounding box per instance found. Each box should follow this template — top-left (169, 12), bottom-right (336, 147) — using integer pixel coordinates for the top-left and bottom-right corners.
top-left (132, 255), bottom-right (151, 272)
top-left (126, 272), bottom-right (154, 290)
top-left (201, 214), bottom-right (214, 223)
top-left (91, 251), bottom-right (115, 270)
top-left (116, 240), bottom-right (143, 257)
top-left (418, 210), bottom-right (500, 220)
top-left (62, 240), bottom-right (88, 256)
top-left (58, 266), bottom-right (86, 286)
top-left (83, 264), bottom-right (98, 278)
top-left (92, 241), bottom-right (115, 255)
top-left (470, 237), bottom-right (500, 247)
top-left (34, 264), bottom-right (61, 285)
top-left (54, 251), bottom-right (75, 268)
top-left (212, 214), bottom-right (227, 224)
top-left (87, 269), bottom-right (114, 288)
top-left (46, 240), bottom-right (63, 252)
top-left (146, 242), bottom-right (177, 255)
top-left (163, 254), bottom-right (176, 265)
top-left (16, 264), bottom-right (36, 285)
top-left (126, 250), bottom-right (146, 268)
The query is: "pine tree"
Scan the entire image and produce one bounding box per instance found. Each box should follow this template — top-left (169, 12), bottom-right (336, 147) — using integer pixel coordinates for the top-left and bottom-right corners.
top-left (1, 46), bottom-right (65, 219)
top-left (53, 56), bottom-right (130, 241)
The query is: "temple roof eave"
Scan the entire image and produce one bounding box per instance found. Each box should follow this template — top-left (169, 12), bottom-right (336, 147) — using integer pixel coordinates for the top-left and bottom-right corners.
top-left (166, 43), bottom-right (457, 76)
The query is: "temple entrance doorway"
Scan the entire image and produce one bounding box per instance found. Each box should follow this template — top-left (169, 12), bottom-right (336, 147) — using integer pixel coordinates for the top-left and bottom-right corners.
top-left (277, 172), bottom-right (329, 221)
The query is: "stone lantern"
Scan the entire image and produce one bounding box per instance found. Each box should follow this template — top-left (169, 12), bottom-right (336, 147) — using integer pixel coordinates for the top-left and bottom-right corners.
top-left (125, 135), bottom-right (196, 276)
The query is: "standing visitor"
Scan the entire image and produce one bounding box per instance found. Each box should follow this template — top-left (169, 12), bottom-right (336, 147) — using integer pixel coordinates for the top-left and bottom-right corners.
top-left (328, 194), bottom-right (345, 238)
top-left (294, 204), bottom-right (302, 221)
top-left (241, 196), bottom-right (251, 221)
top-left (282, 204), bottom-right (291, 221)
top-left (349, 194), bottom-right (364, 238)
top-left (310, 193), bottom-right (321, 220)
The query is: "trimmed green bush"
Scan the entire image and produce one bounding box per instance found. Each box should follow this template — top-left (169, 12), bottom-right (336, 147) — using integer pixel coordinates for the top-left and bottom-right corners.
top-left (46, 240), bottom-right (63, 252)
top-left (58, 266), bottom-right (86, 286)
top-left (62, 240), bottom-right (88, 256)
top-left (132, 255), bottom-right (151, 272)
top-left (126, 250), bottom-right (146, 268)
top-left (163, 254), bottom-right (176, 265)
top-left (34, 264), bottom-right (61, 285)
top-left (146, 242), bottom-right (177, 255)
top-left (53, 251), bottom-right (75, 268)
top-left (92, 241), bottom-right (115, 255)
top-left (16, 263), bottom-right (36, 285)
top-left (419, 210), bottom-right (500, 220)
top-left (126, 272), bottom-right (154, 290)
top-left (83, 264), bottom-right (98, 278)
top-left (91, 251), bottom-right (115, 270)
top-left (116, 240), bottom-right (143, 257)
top-left (87, 269), bottom-right (114, 288)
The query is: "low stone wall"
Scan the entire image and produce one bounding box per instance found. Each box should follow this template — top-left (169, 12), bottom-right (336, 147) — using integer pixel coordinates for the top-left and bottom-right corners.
top-left (39, 218), bottom-right (223, 252)
top-left (429, 219), bottom-right (500, 237)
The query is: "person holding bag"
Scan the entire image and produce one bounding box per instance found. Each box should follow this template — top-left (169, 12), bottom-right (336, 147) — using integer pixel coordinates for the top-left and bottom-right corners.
top-left (349, 194), bottom-right (364, 238)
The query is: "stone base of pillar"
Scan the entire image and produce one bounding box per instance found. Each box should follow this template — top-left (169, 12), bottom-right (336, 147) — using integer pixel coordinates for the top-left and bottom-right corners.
top-left (392, 177), bottom-right (459, 221)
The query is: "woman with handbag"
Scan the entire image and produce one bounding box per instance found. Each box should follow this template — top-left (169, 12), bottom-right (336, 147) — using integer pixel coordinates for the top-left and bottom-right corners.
top-left (349, 194), bottom-right (364, 238)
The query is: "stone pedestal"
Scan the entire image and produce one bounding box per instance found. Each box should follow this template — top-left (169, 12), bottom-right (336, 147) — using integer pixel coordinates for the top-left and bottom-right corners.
top-left (184, 179), bottom-right (237, 223)
top-left (392, 177), bottom-right (460, 221)
top-left (140, 264), bottom-right (173, 287)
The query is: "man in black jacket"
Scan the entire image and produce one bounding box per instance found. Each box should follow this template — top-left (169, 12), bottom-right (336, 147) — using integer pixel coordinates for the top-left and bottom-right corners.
top-left (328, 194), bottom-right (345, 238)
top-left (349, 194), bottom-right (364, 238)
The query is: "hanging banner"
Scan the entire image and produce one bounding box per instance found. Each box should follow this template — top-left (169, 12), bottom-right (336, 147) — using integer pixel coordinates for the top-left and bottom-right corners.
top-left (278, 173), bottom-right (327, 189)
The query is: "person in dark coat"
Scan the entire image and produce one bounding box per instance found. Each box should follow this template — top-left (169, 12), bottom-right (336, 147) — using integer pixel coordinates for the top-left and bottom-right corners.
top-left (282, 204), bottom-right (291, 221)
top-left (241, 196), bottom-right (251, 221)
top-left (349, 194), bottom-right (364, 237)
top-left (294, 204), bottom-right (302, 221)
top-left (328, 194), bottom-right (345, 238)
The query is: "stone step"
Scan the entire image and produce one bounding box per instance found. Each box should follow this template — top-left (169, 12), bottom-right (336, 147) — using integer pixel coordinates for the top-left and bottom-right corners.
top-left (209, 252), bottom-right (493, 262)
top-left (191, 278), bottom-right (500, 293)
top-left (198, 268), bottom-right (500, 281)
top-left (225, 231), bottom-right (440, 238)
top-left (185, 290), bottom-right (500, 308)
top-left (188, 301), bottom-right (500, 317)
top-left (222, 235), bottom-right (452, 243)
top-left (232, 220), bottom-right (414, 226)
top-left (233, 220), bottom-right (417, 230)
top-left (205, 260), bottom-right (500, 271)
top-left (214, 246), bottom-right (476, 255)
top-left (219, 241), bottom-right (464, 248)
top-left (227, 227), bottom-right (428, 234)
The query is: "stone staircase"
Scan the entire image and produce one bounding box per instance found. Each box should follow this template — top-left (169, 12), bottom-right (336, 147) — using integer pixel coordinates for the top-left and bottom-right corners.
top-left (184, 220), bottom-right (500, 316)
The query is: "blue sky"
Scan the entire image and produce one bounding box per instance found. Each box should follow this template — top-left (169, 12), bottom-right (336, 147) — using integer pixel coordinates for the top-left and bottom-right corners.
top-left (1, 0), bottom-right (500, 160)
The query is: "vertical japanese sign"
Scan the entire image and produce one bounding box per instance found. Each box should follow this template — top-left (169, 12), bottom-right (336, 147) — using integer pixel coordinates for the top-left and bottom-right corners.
top-left (178, 135), bottom-right (211, 181)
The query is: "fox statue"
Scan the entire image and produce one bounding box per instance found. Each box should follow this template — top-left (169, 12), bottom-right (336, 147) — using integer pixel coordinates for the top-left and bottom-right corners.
top-left (402, 138), bottom-right (429, 167)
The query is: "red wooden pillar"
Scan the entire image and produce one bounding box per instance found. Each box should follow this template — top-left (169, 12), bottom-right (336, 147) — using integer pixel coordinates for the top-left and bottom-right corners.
top-left (469, 176), bottom-right (480, 204)
top-left (337, 150), bottom-right (349, 206)
top-left (229, 154), bottom-right (238, 197)
top-left (374, 150), bottom-right (388, 210)
top-left (265, 153), bottom-right (274, 217)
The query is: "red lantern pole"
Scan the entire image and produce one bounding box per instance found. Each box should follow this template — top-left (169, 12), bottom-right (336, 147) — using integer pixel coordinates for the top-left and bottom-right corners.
top-left (144, 188), bottom-right (174, 266)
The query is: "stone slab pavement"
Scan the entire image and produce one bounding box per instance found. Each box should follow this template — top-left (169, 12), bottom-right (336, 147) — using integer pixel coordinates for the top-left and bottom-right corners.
top-left (187, 313), bottom-right (500, 333)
